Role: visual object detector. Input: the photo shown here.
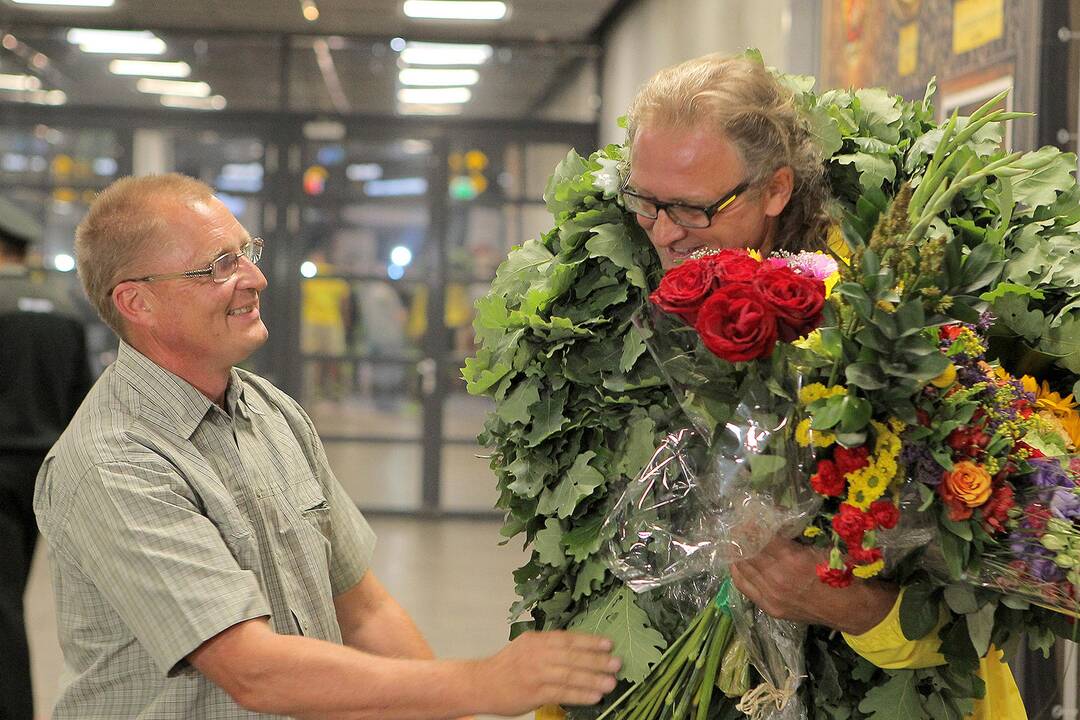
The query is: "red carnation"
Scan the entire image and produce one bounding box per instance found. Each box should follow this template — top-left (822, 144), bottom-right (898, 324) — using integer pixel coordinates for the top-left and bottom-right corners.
top-left (869, 499), bottom-right (900, 530)
top-left (752, 266), bottom-right (826, 341)
top-left (980, 483), bottom-right (1016, 535)
top-left (816, 562), bottom-right (853, 588)
top-left (847, 545), bottom-right (883, 565)
top-left (940, 325), bottom-right (964, 341)
top-left (834, 445), bottom-right (871, 476)
top-left (694, 284), bottom-right (778, 362)
top-left (701, 249), bottom-right (762, 282)
top-left (811, 459), bottom-right (846, 497)
top-left (832, 502), bottom-right (875, 544)
top-left (650, 259), bottom-right (717, 324)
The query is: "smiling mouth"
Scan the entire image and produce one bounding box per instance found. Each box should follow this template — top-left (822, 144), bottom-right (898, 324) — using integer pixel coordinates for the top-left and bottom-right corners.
top-left (227, 304), bottom-right (257, 316)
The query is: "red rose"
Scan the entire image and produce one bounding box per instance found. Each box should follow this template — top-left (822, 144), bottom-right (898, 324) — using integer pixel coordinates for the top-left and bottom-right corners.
top-left (869, 499), bottom-right (900, 530)
top-left (834, 446), bottom-right (871, 476)
top-left (694, 284), bottom-right (778, 362)
top-left (832, 502), bottom-right (874, 544)
top-left (816, 562), bottom-right (853, 588)
top-left (847, 545), bottom-right (883, 564)
top-left (752, 266), bottom-right (826, 341)
top-left (702, 249), bottom-right (762, 282)
top-left (811, 459), bottom-right (846, 497)
top-left (650, 259), bottom-right (717, 324)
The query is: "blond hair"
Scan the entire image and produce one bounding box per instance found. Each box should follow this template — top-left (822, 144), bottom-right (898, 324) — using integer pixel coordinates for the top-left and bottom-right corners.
top-left (626, 53), bottom-right (830, 252)
top-left (75, 173), bottom-right (214, 336)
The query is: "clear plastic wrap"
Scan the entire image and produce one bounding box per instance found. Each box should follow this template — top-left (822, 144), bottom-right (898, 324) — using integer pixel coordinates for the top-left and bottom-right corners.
top-left (600, 306), bottom-right (823, 719)
top-left (603, 306), bottom-right (823, 591)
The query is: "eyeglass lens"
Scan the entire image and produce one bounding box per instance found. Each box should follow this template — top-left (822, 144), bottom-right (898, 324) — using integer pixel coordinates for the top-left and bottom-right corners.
top-left (211, 240), bottom-right (262, 282)
top-left (623, 194), bottom-right (710, 228)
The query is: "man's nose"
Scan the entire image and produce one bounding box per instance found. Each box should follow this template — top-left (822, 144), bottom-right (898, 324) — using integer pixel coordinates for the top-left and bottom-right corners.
top-left (236, 255), bottom-right (268, 291)
top-left (649, 209), bottom-right (687, 247)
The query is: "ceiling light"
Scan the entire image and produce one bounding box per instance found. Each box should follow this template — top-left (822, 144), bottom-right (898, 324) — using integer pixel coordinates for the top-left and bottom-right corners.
top-left (137, 78), bottom-right (210, 97)
top-left (400, 41), bottom-right (492, 66)
top-left (390, 36), bottom-right (406, 52)
top-left (159, 94), bottom-right (227, 110)
top-left (398, 86), bottom-right (470, 104)
top-left (300, 0), bottom-right (319, 21)
top-left (109, 59), bottom-right (190, 77)
top-left (365, 177), bottom-right (428, 197)
top-left (403, 1), bottom-right (507, 20)
top-left (67, 29), bottom-right (166, 55)
top-left (346, 163), bottom-right (383, 181)
top-left (0, 74), bottom-right (42, 91)
top-left (12, 0), bottom-right (114, 6)
top-left (397, 103), bottom-right (464, 116)
top-left (399, 67), bottom-right (479, 86)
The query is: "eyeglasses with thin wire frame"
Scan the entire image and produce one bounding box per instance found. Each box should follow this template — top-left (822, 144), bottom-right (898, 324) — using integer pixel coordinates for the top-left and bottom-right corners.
top-left (111, 238), bottom-right (264, 294)
top-left (620, 180), bottom-right (750, 229)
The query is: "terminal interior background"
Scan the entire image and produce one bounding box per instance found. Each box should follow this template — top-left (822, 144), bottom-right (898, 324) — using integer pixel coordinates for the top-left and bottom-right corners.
top-left (1, 0), bottom-right (1078, 717)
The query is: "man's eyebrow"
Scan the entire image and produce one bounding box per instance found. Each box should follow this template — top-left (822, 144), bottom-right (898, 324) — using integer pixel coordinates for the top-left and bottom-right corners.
top-left (626, 186), bottom-right (708, 206)
top-left (205, 235), bottom-right (252, 263)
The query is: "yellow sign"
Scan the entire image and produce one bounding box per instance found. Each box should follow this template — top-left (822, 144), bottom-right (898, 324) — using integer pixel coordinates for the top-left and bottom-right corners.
top-left (953, 0), bottom-right (1004, 55)
top-left (898, 22), bottom-right (918, 77)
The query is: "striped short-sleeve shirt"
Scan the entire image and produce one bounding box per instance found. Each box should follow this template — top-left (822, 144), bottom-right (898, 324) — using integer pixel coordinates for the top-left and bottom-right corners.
top-left (34, 341), bottom-right (377, 719)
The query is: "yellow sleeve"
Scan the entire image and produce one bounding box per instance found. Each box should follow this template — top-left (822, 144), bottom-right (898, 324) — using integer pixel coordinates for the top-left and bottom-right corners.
top-left (843, 589), bottom-right (1027, 720)
top-left (842, 587), bottom-right (947, 669)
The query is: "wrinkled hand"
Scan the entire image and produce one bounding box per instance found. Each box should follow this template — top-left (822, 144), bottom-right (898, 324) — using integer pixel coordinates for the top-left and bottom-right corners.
top-left (476, 631), bottom-right (620, 716)
top-left (730, 536), bottom-right (898, 635)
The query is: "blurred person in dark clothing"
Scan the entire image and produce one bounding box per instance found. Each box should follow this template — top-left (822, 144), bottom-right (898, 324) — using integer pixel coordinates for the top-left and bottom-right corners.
top-left (0, 197), bottom-right (92, 720)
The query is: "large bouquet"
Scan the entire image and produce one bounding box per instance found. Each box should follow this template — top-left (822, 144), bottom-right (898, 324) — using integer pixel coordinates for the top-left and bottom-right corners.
top-left (465, 51), bottom-right (1080, 720)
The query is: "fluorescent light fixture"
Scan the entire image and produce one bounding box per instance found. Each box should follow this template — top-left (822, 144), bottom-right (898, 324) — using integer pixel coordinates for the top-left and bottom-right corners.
top-left (398, 86), bottom-right (470, 104)
top-left (109, 59), bottom-right (190, 77)
top-left (137, 78), bottom-right (210, 97)
top-left (399, 67), bottom-right (479, 86)
top-left (365, 177), bottom-right (428, 197)
top-left (403, 1), bottom-right (507, 20)
top-left (159, 94), bottom-right (227, 110)
top-left (346, 163), bottom-right (383, 182)
top-left (12, 0), bottom-right (113, 5)
top-left (67, 29), bottom-right (166, 55)
top-left (397, 103), bottom-right (463, 116)
top-left (0, 74), bottom-right (41, 91)
top-left (400, 41), bottom-right (492, 66)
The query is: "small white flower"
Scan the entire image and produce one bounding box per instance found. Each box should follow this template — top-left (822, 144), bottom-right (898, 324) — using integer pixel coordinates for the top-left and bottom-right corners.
top-left (592, 156), bottom-right (621, 196)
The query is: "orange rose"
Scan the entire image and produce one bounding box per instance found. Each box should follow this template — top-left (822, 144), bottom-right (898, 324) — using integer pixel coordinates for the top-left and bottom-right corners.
top-left (942, 461), bottom-right (992, 508)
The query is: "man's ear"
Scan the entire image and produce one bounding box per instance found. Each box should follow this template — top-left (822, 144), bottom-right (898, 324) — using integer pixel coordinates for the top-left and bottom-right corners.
top-left (112, 283), bottom-right (155, 329)
top-left (763, 166), bottom-right (795, 218)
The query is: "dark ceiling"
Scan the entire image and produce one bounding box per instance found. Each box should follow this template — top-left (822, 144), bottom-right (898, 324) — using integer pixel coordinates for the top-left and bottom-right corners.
top-left (0, 0), bottom-right (624, 117)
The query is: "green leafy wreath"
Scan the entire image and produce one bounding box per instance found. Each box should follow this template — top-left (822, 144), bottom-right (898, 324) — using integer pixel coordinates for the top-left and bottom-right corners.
top-left (464, 51), bottom-right (1080, 719)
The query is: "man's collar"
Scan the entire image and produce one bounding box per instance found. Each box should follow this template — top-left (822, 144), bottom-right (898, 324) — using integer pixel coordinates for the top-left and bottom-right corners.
top-left (114, 341), bottom-right (258, 438)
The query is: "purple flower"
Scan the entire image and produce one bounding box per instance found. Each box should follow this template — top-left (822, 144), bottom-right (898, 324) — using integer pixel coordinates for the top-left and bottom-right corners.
top-left (1028, 457), bottom-right (1071, 489)
top-left (900, 441), bottom-right (944, 485)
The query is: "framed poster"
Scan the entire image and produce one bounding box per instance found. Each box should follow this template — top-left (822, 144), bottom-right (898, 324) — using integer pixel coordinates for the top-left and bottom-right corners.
top-left (938, 64), bottom-right (1015, 151)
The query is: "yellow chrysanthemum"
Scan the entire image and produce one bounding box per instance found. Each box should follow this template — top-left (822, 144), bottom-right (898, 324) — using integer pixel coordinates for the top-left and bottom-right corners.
top-left (888, 417), bottom-right (906, 434)
top-left (795, 418), bottom-right (836, 448)
top-left (747, 248), bottom-right (763, 261)
top-left (799, 383), bottom-right (847, 406)
top-left (803, 526), bottom-right (823, 538)
top-left (853, 559), bottom-right (886, 579)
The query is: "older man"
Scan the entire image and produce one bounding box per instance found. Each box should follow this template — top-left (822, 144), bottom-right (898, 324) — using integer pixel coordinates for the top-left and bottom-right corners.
top-left (35, 174), bottom-right (618, 719)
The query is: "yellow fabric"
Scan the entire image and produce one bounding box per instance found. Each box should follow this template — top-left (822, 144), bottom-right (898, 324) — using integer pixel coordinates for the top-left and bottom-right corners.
top-left (843, 589), bottom-right (1025, 719)
top-left (535, 705), bottom-right (566, 720)
top-left (302, 273), bottom-right (350, 327)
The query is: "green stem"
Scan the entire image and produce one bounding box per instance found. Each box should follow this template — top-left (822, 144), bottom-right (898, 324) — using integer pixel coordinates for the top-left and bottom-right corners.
top-left (906, 152), bottom-right (1023, 243)
top-left (694, 613), bottom-right (733, 720)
